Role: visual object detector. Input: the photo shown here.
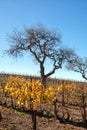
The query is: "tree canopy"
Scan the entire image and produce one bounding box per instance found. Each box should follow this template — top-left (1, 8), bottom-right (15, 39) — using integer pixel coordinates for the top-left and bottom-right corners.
top-left (6, 24), bottom-right (77, 87)
top-left (67, 56), bottom-right (87, 80)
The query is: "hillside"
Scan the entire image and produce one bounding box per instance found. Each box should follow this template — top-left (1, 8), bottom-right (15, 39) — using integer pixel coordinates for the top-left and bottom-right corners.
top-left (0, 72), bottom-right (87, 130)
top-left (0, 72), bottom-right (86, 87)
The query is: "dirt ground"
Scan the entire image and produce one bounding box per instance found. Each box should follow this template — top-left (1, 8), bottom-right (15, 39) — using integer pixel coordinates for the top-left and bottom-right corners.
top-left (0, 106), bottom-right (87, 130)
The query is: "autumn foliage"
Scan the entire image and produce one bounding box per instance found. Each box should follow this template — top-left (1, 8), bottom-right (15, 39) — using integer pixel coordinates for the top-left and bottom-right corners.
top-left (0, 75), bottom-right (87, 130)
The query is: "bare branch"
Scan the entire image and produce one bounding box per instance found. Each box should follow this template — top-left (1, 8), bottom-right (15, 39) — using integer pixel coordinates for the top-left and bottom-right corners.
top-left (6, 24), bottom-right (76, 86)
top-left (67, 56), bottom-right (87, 80)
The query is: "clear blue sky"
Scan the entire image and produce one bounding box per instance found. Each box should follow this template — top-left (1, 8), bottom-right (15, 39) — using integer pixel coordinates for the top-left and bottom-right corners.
top-left (0, 0), bottom-right (87, 81)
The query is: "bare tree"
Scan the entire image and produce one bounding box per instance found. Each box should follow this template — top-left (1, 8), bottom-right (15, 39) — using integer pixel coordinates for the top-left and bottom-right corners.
top-left (67, 56), bottom-right (87, 80)
top-left (6, 24), bottom-right (76, 87)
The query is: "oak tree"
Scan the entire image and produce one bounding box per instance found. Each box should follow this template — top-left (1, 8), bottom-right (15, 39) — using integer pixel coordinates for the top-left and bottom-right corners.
top-left (67, 56), bottom-right (87, 80)
top-left (6, 24), bottom-right (76, 87)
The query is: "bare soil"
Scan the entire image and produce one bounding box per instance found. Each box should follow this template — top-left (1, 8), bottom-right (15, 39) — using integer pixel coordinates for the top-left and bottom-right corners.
top-left (0, 106), bottom-right (87, 130)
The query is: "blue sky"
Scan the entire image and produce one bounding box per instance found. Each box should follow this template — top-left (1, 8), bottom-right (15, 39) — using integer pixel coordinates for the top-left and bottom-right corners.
top-left (0, 0), bottom-right (87, 81)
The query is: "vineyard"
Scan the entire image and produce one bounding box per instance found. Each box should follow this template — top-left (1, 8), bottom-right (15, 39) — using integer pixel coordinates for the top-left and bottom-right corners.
top-left (0, 73), bottom-right (87, 130)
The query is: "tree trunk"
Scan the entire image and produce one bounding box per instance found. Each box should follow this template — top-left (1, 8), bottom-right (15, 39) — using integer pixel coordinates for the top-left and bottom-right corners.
top-left (41, 76), bottom-right (47, 88)
top-left (32, 110), bottom-right (37, 130)
top-left (40, 63), bottom-right (47, 88)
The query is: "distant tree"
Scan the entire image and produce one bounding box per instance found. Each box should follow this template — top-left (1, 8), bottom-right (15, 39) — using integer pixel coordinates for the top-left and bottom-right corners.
top-left (6, 24), bottom-right (76, 87)
top-left (67, 56), bottom-right (87, 80)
